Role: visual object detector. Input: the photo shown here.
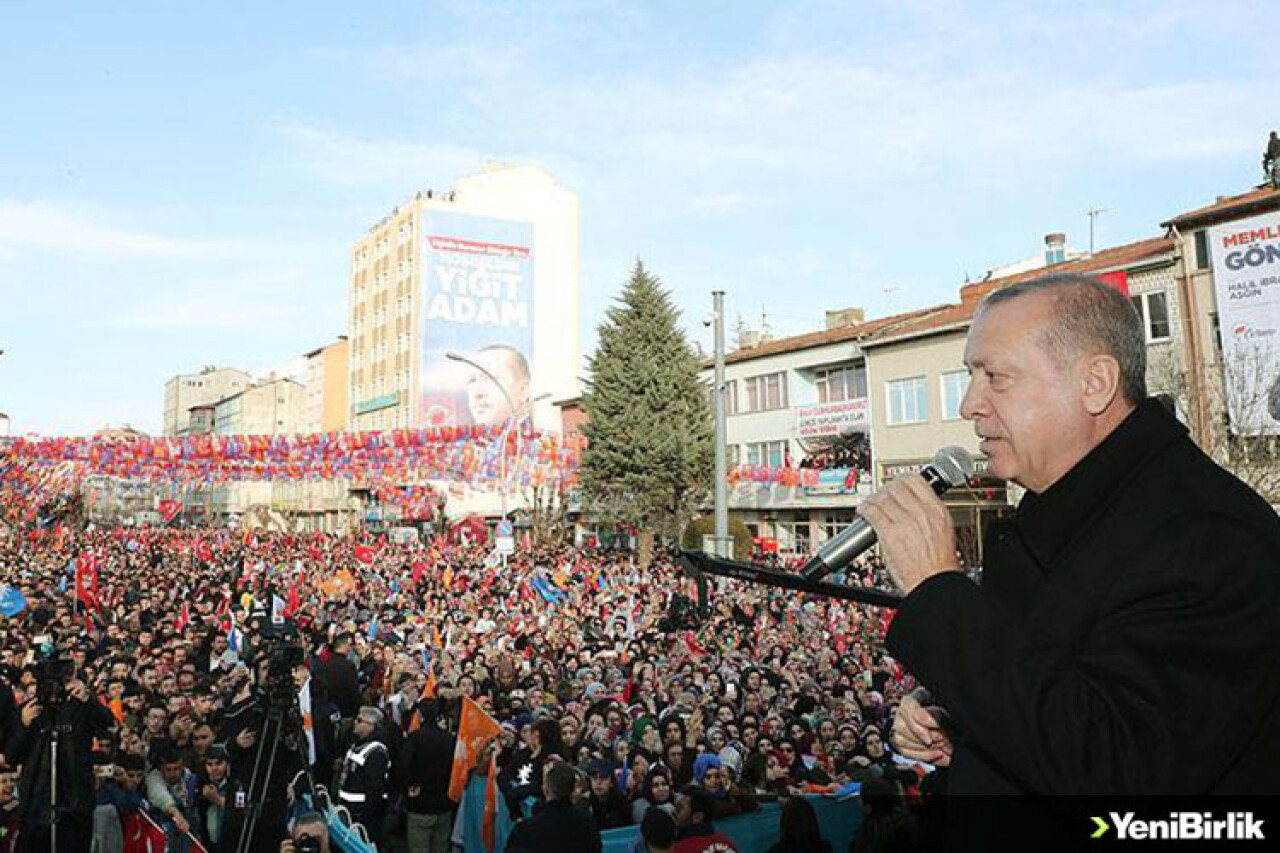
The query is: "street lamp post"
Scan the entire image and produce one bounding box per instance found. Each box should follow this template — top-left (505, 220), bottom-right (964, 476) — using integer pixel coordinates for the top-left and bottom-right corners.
top-left (712, 292), bottom-right (731, 558)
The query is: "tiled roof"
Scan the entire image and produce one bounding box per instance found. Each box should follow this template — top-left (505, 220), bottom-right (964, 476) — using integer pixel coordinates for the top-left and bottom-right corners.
top-left (956, 235), bottom-right (1174, 305)
top-left (1161, 186), bottom-right (1280, 230)
top-left (720, 305), bottom-right (949, 366)
top-left (720, 235), bottom-right (1176, 362)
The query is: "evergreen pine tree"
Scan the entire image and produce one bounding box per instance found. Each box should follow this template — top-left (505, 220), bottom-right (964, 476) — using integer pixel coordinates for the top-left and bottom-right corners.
top-left (581, 262), bottom-right (713, 567)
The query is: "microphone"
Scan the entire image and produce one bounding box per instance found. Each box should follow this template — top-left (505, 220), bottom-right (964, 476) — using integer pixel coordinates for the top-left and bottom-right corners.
top-left (801, 446), bottom-right (975, 582)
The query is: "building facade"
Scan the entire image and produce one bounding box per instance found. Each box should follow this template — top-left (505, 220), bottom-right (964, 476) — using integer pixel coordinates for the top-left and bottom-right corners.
top-left (210, 378), bottom-right (305, 515)
top-left (697, 309), bottom-right (940, 557)
top-left (303, 337), bottom-right (350, 434)
top-left (347, 162), bottom-right (580, 435)
top-left (290, 337), bottom-right (355, 531)
top-left (162, 366), bottom-right (251, 437)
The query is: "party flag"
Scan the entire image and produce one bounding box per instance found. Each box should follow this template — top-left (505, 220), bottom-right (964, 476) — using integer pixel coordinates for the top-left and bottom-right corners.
top-left (0, 585), bottom-right (28, 617)
top-left (448, 696), bottom-right (501, 802)
top-left (482, 750), bottom-right (499, 852)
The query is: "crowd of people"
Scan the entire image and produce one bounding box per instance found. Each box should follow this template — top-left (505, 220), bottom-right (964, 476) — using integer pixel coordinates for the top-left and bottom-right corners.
top-left (0, 521), bottom-right (927, 852)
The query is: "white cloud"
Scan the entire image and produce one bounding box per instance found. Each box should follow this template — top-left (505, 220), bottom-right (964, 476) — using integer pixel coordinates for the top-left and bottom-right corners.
top-left (0, 201), bottom-right (258, 259)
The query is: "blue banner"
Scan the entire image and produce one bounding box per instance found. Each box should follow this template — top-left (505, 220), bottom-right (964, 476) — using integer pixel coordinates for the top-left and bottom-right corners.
top-left (460, 776), bottom-right (863, 853)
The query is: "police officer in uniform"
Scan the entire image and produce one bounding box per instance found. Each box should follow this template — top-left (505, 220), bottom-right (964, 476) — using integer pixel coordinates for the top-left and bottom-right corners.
top-left (337, 707), bottom-right (390, 845)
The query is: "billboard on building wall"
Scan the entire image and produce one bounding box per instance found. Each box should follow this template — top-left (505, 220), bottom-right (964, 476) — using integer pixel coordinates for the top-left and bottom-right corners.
top-left (1208, 211), bottom-right (1280, 434)
top-left (419, 211), bottom-right (535, 429)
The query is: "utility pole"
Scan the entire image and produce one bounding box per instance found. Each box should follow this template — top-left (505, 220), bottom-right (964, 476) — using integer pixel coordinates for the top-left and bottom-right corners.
top-left (712, 291), bottom-right (730, 558)
top-left (1088, 208), bottom-right (1107, 255)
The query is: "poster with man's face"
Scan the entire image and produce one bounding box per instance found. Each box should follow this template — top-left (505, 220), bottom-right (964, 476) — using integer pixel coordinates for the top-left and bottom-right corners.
top-left (419, 211), bottom-right (535, 429)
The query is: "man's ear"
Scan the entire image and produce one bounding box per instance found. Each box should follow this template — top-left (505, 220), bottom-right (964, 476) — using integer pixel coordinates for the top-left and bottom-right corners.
top-left (1080, 354), bottom-right (1121, 415)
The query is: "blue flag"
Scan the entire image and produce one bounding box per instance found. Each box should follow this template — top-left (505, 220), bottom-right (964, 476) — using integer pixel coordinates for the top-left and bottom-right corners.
top-left (368, 615), bottom-right (379, 641)
top-left (0, 585), bottom-right (29, 618)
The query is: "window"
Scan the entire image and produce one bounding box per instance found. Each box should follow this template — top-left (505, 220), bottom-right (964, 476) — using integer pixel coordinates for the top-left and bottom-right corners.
top-left (887, 376), bottom-right (928, 424)
top-left (1194, 229), bottom-right (1210, 270)
top-left (820, 511), bottom-right (856, 544)
top-left (940, 370), bottom-right (970, 421)
top-left (727, 444), bottom-right (741, 468)
top-left (775, 520), bottom-right (811, 555)
top-left (1130, 292), bottom-right (1172, 342)
top-left (707, 379), bottom-right (739, 414)
top-left (815, 364), bottom-right (867, 403)
top-left (746, 440), bottom-right (788, 468)
top-left (744, 372), bottom-right (787, 412)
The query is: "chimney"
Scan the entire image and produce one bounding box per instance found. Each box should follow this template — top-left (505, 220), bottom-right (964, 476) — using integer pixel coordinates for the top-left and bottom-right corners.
top-left (739, 330), bottom-right (763, 349)
top-left (1044, 232), bottom-right (1067, 266)
top-left (825, 307), bottom-right (866, 330)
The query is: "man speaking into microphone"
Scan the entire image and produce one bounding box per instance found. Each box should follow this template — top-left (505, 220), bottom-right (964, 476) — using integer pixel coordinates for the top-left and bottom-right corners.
top-left (859, 272), bottom-right (1280, 796)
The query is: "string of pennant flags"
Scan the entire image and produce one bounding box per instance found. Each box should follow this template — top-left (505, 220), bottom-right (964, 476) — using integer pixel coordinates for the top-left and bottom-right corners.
top-left (0, 426), bottom-right (586, 527)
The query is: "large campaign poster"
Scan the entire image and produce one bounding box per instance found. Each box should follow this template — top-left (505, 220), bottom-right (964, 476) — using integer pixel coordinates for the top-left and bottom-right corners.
top-left (419, 211), bottom-right (535, 429)
top-left (1208, 211), bottom-right (1280, 434)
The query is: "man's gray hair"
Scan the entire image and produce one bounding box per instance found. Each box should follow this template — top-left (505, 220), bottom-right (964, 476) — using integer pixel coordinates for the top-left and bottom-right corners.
top-left (357, 706), bottom-right (384, 727)
top-left (978, 272), bottom-right (1147, 404)
top-left (292, 810), bottom-right (329, 839)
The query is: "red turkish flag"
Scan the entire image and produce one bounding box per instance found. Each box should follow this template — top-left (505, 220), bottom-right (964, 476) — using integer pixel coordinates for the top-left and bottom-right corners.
top-left (74, 553), bottom-right (98, 608)
top-left (195, 539), bottom-right (214, 563)
top-left (354, 544), bottom-right (377, 565)
top-left (158, 500), bottom-right (181, 522)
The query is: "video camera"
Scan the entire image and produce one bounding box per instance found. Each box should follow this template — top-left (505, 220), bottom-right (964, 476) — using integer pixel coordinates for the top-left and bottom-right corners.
top-left (30, 636), bottom-right (75, 711)
top-left (255, 619), bottom-right (306, 713)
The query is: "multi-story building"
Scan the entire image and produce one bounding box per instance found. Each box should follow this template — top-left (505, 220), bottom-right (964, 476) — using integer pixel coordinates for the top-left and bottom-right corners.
top-left (283, 337), bottom-right (356, 531)
top-left (303, 337), bottom-right (350, 434)
top-left (210, 377), bottom-right (305, 516)
top-left (1159, 185), bottom-right (1280, 503)
top-left (699, 307), bottom-right (939, 556)
top-left (162, 366), bottom-right (251, 436)
top-left (1161, 187), bottom-right (1280, 433)
top-left (348, 162), bottom-right (580, 435)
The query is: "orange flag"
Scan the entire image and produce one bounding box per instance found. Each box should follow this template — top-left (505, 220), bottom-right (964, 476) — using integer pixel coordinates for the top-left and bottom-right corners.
top-left (448, 696), bottom-right (501, 803)
top-left (482, 750), bottom-right (499, 852)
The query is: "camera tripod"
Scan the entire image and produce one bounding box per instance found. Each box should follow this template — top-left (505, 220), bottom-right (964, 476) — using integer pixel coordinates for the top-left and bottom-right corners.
top-left (231, 690), bottom-right (313, 853)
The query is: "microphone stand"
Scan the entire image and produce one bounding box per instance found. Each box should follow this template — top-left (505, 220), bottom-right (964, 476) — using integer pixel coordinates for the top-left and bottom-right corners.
top-left (676, 549), bottom-right (901, 617)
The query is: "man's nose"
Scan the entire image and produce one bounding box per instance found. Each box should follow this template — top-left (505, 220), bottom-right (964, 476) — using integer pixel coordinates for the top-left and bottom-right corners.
top-left (959, 379), bottom-right (982, 420)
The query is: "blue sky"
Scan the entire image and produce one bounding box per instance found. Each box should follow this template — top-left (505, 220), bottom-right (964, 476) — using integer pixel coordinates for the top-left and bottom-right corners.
top-left (1, 0), bottom-right (1275, 435)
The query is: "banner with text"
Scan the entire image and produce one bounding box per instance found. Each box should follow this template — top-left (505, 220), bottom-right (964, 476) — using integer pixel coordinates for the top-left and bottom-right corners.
top-left (419, 211), bottom-right (536, 430)
top-left (1208, 211), bottom-right (1280, 434)
top-left (794, 398), bottom-right (869, 439)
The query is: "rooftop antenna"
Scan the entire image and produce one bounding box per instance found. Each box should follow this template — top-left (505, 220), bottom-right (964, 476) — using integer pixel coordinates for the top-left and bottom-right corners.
top-left (1087, 207), bottom-right (1107, 255)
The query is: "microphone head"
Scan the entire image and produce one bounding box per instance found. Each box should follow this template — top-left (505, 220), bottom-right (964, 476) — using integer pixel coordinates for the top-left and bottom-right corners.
top-left (931, 446), bottom-right (976, 487)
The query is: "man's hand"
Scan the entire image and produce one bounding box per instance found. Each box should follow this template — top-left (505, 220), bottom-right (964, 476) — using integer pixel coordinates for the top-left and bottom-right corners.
top-left (857, 475), bottom-right (960, 595)
top-left (279, 841), bottom-right (297, 853)
top-left (892, 691), bottom-right (953, 767)
top-left (20, 702), bottom-right (41, 728)
top-left (201, 784), bottom-right (224, 806)
top-left (235, 728), bottom-right (257, 749)
top-left (171, 812), bottom-right (191, 834)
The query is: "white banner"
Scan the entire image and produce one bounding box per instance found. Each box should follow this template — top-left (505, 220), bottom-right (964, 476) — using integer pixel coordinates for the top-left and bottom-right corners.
top-left (1208, 211), bottom-right (1280, 434)
top-left (794, 398), bottom-right (869, 439)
